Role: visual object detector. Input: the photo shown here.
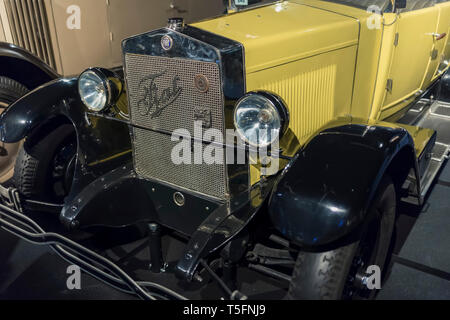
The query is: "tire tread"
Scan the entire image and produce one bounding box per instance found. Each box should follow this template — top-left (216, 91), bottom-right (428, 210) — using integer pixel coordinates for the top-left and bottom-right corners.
top-left (287, 176), bottom-right (396, 300)
top-left (13, 125), bottom-right (75, 199)
top-left (0, 76), bottom-right (28, 103)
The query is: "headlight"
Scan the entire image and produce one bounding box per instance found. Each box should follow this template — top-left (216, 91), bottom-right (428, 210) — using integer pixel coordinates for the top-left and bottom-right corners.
top-left (78, 68), bottom-right (122, 112)
top-left (234, 91), bottom-right (289, 148)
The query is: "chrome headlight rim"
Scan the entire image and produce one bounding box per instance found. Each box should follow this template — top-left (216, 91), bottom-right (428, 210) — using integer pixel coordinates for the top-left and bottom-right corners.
top-left (78, 67), bottom-right (122, 112)
top-left (233, 91), bottom-right (290, 148)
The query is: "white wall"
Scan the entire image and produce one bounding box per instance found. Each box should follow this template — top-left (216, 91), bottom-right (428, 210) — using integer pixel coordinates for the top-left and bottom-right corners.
top-left (0, 0), bottom-right (12, 43)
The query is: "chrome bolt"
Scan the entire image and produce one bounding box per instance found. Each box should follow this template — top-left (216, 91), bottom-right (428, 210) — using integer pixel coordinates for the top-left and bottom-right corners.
top-left (193, 273), bottom-right (203, 283)
top-left (160, 262), bottom-right (169, 273)
top-left (148, 223), bottom-right (159, 232)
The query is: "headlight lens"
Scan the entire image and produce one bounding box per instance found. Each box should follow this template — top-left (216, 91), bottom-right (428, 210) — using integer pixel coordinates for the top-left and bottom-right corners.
top-left (78, 68), bottom-right (122, 112)
top-left (234, 92), bottom-right (289, 148)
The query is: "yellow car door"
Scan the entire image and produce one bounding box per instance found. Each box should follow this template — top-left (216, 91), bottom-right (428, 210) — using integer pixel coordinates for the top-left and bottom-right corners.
top-left (381, 1), bottom-right (439, 118)
top-left (430, 0), bottom-right (450, 80)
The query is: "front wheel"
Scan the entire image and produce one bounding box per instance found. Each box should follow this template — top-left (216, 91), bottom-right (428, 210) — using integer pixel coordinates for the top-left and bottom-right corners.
top-left (13, 124), bottom-right (77, 203)
top-left (287, 176), bottom-right (396, 300)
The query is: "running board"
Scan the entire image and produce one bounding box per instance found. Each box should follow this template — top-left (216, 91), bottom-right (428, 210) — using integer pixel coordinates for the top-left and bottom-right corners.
top-left (420, 142), bottom-right (449, 198)
top-left (401, 100), bottom-right (450, 205)
top-left (417, 101), bottom-right (450, 198)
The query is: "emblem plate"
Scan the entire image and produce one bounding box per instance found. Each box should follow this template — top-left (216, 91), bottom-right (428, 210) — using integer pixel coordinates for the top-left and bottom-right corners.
top-left (194, 107), bottom-right (212, 129)
top-left (161, 35), bottom-right (173, 51)
top-left (194, 74), bottom-right (209, 93)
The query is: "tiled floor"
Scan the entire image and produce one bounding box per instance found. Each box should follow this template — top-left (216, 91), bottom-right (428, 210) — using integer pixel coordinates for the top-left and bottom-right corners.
top-left (378, 163), bottom-right (450, 300)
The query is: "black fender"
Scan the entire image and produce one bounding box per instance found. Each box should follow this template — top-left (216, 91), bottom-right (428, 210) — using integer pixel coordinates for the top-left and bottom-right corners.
top-left (0, 77), bottom-right (132, 212)
top-left (268, 121), bottom-right (418, 248)
top-left (0, 42), bottom-right (59, 89)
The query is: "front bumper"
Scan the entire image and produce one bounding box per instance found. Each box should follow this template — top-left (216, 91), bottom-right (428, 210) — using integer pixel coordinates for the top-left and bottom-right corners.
top-left (0, 184), bottom-right (22, 213)
top-left (1, 161), bottom-right (276, 282)
top-left (60, 162), bottom-right (276, 281)
top-left (0, 199), bottom-right (173, 300)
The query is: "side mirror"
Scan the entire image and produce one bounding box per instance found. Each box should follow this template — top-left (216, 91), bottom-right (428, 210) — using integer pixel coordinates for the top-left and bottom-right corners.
top-left (395, 0), bottom-right (407, 10)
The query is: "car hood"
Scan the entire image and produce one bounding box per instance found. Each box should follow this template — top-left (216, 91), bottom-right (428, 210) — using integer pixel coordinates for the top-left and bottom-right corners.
top-left (193, 1), bottom-right (359, 74)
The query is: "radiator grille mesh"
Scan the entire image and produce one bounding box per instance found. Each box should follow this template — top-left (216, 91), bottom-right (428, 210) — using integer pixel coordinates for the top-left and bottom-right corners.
top-left (125, 53), bottom-right (227, 199)
top-left (125, 54), bottom-right (224, 135)
top-left (133, 128), bottom-right (227, 199)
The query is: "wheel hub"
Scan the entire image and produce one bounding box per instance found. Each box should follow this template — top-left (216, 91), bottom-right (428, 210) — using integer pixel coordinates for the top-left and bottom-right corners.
top-left (51, 140), bottom-right (77, 200)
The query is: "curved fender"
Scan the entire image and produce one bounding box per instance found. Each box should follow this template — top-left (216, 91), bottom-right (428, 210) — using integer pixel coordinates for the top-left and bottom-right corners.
top-left (269, 123), bottom-right (416, 247)
top-left (0, 78), bottom-right (78, 143)
top-left (0, 78), bottom-right (132, 208)
top-left (0, 42), bottom-right (59, 89)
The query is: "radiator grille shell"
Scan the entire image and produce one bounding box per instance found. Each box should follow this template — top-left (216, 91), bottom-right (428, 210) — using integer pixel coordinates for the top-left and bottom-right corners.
top-left (124, 53), bottom-right (228, 200)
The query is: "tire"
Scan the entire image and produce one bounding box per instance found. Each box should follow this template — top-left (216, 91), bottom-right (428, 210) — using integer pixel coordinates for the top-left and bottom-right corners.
top-left (0, 77), bottom-right (29, 183)
top-left (13, 124), bottom-right (77, 202)
top-left (287, 176), bottom-right (396, 300)
top-left (0, 76), bottom-right (29, 105)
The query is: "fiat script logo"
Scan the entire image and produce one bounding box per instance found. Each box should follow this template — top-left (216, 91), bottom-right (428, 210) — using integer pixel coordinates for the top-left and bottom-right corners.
top-left (137, 70), bottom-right (182, 118)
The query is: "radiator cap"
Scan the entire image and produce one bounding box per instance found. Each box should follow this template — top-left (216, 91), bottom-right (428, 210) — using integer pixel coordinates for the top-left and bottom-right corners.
top-left (167, 17), bottom-right (184, 31)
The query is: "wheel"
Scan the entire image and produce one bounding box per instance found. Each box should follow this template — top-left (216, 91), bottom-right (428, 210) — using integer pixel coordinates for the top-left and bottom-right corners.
top-left (0, 76), bottom-right (28, 105)
top-left (287, 176), bottom-right (396, 300)
top-left (13, 124), bottom-right (77, 203)
top-left (0, 77), bottom-right (29, 183)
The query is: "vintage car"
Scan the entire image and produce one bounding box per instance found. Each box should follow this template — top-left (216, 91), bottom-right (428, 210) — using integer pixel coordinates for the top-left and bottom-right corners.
top-left (0, 0), bottom-right (449, 300)
top-left (0, 0), bottom-right (223, 183)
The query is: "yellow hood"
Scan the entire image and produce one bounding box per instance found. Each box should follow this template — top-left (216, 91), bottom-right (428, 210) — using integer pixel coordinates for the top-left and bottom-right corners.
top-left (193, 1), bottom-right (359, 74)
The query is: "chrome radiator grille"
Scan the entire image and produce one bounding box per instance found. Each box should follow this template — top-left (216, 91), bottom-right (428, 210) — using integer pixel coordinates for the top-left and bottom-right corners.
top-left (133, 129), bottom-right (227, 199)
top-left (124, 53), bottom-right (228, 199)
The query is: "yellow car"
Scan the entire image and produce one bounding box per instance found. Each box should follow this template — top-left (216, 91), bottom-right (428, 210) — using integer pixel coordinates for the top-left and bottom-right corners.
top-left (0, 0), bottom-right (449, 300)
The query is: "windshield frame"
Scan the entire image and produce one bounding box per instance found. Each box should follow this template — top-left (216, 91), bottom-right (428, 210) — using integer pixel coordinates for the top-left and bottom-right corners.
top-left (226, 0), bottom-right (284, 13)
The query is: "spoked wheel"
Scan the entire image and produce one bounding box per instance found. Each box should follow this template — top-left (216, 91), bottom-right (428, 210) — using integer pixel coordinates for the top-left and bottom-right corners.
top-left (13, 124), bottom-right (77, 203)
top-left (287, 176), bottom-right (396, 300)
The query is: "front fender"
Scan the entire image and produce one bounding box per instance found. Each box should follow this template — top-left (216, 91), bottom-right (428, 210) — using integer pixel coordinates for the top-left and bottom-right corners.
top-left (0, 77), bottom-right (132, 206)
top-left (0, 42), bottom-right (59, 89)
top-left (0, 78), bottom-right (77, 143)
top-left (269, 123), bottom-right (416, 248)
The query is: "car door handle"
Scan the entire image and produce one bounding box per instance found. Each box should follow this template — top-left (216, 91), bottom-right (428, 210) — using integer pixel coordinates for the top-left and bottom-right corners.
top-left (432, 33), bottom-right (447, 41)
